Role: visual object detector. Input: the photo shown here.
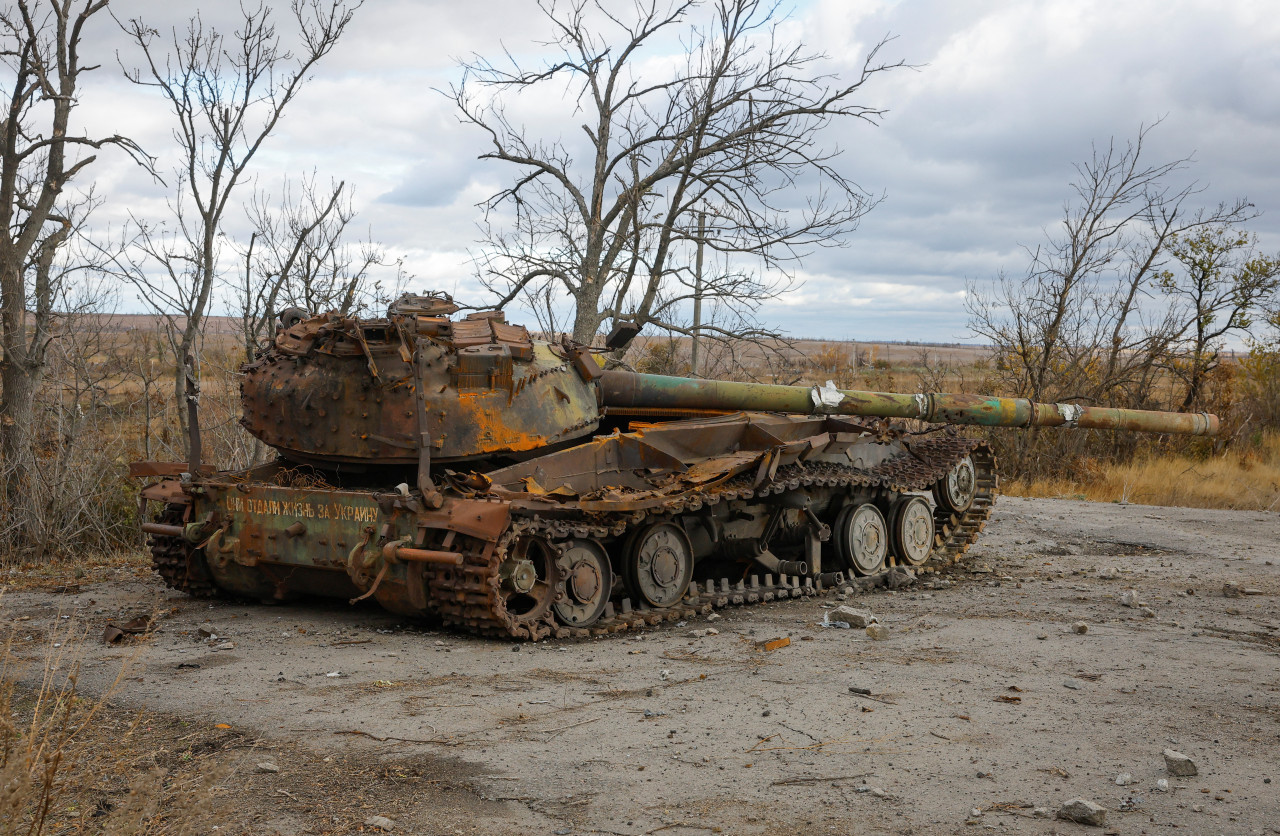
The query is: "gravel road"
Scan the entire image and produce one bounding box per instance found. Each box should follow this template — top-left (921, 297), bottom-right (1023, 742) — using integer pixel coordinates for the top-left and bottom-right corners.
top-left (4, 497), bottom-right (1279, 835)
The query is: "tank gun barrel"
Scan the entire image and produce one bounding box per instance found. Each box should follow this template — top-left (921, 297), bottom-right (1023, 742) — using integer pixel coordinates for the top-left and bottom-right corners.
top-left (598, 371), bottom-right (1219, 436)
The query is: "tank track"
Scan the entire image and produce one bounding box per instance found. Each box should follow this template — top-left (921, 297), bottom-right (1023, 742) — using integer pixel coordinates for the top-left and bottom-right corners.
top-left (148, 503), bottom-right (218, 598)
top-left (427, 440), bottom-right (997, 640)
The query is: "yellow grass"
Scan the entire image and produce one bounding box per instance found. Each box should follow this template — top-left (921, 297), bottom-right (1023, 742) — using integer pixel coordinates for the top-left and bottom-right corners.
top-left (1004, 430), bottom-right (1280, 511)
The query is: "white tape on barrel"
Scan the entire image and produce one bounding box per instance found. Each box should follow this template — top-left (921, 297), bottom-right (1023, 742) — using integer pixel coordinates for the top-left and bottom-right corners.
top-left (810, 380), bottom-right (845, 413)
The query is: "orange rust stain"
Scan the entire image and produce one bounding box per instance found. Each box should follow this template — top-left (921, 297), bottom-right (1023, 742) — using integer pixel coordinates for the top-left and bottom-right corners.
top-left (459, 397), bottom-right (549, 453)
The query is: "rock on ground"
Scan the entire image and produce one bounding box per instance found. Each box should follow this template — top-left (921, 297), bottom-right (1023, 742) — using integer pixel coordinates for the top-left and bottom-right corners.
top-left (831, 606), bottom-right (877, 627)
top-left (1163, 749), bottom-right (1198, 777)
top-left (1057, 798), bottom-right (1107, 826)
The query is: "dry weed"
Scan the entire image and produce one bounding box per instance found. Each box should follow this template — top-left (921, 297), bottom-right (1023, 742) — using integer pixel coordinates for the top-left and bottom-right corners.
top-left (0, 607), bottom-right (222, 835)
top-left (1004, 429), bottom-right (1280, 510)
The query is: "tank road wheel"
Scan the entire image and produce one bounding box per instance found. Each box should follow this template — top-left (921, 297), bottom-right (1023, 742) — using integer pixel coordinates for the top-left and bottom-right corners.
top-left (836, 504), bottom-right (888, 576)
top-left (890, 496), bottom-right (936, 567)
top-left (553, 539), bottom-right (613, 627)
top-left (497, 536), bottom-right (561, 628)
top-left (625, 523), bottom-right (693, 609)
top-left (934, 454), bottom-right (976, 514)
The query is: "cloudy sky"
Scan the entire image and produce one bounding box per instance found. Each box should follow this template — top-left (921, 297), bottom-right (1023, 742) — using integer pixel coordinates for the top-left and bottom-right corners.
top-left (72, 0), bottom-right (1280, 343)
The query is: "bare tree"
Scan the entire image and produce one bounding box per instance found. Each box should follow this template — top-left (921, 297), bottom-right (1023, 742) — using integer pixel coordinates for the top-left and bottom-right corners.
top-left (967, 127), bottom-right (1252, 474)
top-left (1158, 226), bottom-right (1280, 411)
top-left (235, 174), bottom-right (402, 362)
top-left (0, 0), bottom-right (146, 483)
top-left (451, 0), bottom-right (903, 348)
top-left (119, 0), bottom-right (359, 452)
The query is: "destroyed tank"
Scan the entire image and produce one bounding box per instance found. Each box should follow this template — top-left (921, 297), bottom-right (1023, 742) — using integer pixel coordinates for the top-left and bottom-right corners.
top-left (133, 292), bottom-right (1219, 639)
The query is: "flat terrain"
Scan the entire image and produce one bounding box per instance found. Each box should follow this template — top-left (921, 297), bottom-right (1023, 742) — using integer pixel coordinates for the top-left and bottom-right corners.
top-left (4, 498), bottom-right (1279, 835)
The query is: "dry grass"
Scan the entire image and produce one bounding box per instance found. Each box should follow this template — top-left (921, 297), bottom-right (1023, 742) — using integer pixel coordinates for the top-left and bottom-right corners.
top-left (1, 552), bottom-right (152, 593)
top-left (0, 611), bottom-right (224, 835)
top-left (1004, 430), bottom-right (1280, 511)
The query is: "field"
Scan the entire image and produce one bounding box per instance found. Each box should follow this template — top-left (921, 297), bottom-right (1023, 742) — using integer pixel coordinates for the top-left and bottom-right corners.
top-left (3, 497), bottom-right (1279, 834)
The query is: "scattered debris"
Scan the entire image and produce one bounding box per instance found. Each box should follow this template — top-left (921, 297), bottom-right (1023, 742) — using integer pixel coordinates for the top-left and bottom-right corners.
top-left (1072, 621), bottom-right (1089, 634)
top-left (1224, 582), bottom-right (1243, 598)
top-left (212, 641), bottom-right (236, 651)
top-left (103, 616), bottom-right (153, 644)
top-left (363, 815), bottom-right (395, 831)
top-left (865, 623), bottom-right (889, 641)
top-left (1155, 779), bottom-right (1170, 792)
top-left (1056, 798), bottom-right (1107, 826)
top-left (1163, 748), bottom-right (1198, 777)
top-left (1119, 590), bottom-right (1141, 607)
top-left (770, 772), bottom-right (874, 786)
top-left (1115, 772), bottom-right (1132, 786)
top-left (845, 687), bottom-right (896, 706)
top-left (759, 637), bottom-right (791, 652)
top-left (255, 762), bottom-right (279, 774)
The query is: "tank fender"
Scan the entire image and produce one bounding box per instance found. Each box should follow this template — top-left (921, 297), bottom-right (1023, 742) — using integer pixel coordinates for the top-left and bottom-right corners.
top-left (416, 498), bottom-right (511, 542)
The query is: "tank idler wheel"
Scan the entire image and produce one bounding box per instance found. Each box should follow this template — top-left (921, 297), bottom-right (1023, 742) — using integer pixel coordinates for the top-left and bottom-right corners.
top-left (497, 536), bottom-right (561, 627)
top-left (890, 495), bottom-right (936, 567)
top-left (624, 522), bottom-right (693, 609)
top-left (553, 539), bottom-right (613, 627)
top-left (934, 454), bottom-right (976, 514)
top-left (835, 503), bottom-right (888, 576)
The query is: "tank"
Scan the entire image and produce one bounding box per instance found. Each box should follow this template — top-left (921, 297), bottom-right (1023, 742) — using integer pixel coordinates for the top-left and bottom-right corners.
top-left (132, 293), bottom-right (1220, 639)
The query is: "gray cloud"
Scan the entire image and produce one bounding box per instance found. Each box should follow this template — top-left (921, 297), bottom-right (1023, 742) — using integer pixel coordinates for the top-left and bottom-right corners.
top-left (68, 0), bottom-right (1280, 343)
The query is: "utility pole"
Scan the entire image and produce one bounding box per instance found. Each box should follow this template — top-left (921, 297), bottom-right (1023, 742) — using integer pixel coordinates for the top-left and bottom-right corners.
top-left (691, 210), bottom-right (705, 377)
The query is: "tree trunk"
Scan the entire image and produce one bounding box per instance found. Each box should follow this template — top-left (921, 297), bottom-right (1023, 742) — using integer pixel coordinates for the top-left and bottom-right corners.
top-left (572, 284), bottom-right (606, 344)
top-left (0, 257), bottom-right (40, 484)
top-left (0, 351), bottom-right (39, 475)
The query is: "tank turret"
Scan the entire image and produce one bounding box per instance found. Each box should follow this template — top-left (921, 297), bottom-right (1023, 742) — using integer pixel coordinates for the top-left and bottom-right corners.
top-left (239, 293), bottom-right (601, 467)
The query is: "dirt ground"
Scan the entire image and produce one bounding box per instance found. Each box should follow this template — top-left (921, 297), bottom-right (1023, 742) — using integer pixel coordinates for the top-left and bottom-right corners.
top-left (4, 497), bottom-right (1279, 835)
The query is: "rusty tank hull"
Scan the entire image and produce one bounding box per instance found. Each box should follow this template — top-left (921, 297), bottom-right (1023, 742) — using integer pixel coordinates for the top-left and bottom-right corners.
top-left (134, 295), bottom-right (1219, 639)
